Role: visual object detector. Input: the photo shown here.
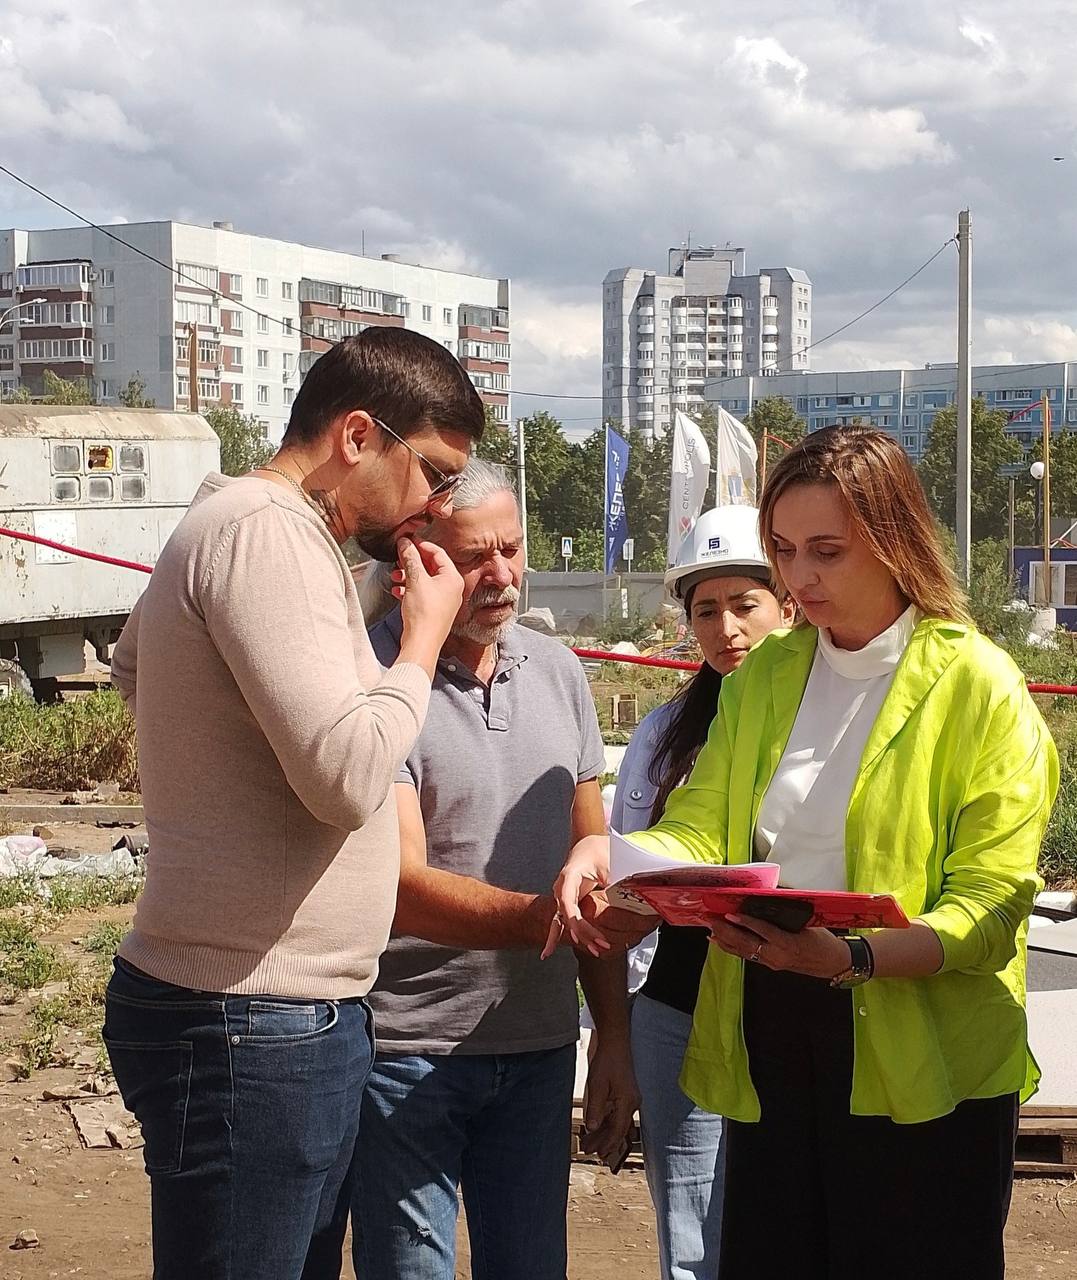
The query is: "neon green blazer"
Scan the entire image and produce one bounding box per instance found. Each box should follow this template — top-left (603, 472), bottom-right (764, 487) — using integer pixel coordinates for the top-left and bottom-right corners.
top-left (631, 619), bottom-right (1059, 1124)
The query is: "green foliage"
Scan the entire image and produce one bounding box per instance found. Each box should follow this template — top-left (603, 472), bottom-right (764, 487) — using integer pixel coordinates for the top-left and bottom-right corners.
top-left (83, 920), bottom-right (129, 957)
top-left (204, 404), bottom-right (274, 476)
top-left (743, 396), bottom-right (807, 483)
top-left (46, 875), bottom-right (143, 914)
top-left (0, 689), bottom-right (138, 792)
top-left (0, 918), bottom-right (63, 992)
top-left (118, 372), bottom-right (156, 408)
top-left (919, 399), bottom-right (1023, 541)
top-left (19, 964), bottom-right (109, 1073)
top-left (41, 369), bottom-right (96, 404)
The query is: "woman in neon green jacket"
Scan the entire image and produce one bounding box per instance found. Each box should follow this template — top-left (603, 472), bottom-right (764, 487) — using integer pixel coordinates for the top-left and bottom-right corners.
top-left (557, 425), bottom-right (1058, 1279)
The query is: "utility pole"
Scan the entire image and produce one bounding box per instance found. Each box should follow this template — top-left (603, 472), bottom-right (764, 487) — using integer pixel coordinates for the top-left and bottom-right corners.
top-left (955, 209), bottom-right (972, 586)
top-left (515, 418), bottom-right (529, 612)
top-left (188, 322), bottom-right (199, 414)
top-left (1042, 395), bottom-right (1052, 606)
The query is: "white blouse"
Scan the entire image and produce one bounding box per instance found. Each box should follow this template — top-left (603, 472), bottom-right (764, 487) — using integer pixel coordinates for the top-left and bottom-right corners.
top-left (754, 606), bottom-right (919, 891)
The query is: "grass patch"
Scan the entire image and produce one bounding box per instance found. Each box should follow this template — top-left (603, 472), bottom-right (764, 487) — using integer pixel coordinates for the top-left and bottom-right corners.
top-left (0, 874), bottom-right (39, 910)
top-left (83, 919), bottom-right (129, 957)
top-left (0, 689), bottom-right (138, 792)
top-left (0, 917), bottom-right (64, 993)
top-left (19, 965), bottom-right (108, 1072)
top-left (45, 875), bottom-right (142, 914)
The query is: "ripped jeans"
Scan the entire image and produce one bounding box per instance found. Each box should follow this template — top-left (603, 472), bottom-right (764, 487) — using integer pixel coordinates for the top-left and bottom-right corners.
top-left (352, 1044), bottom-right (575, 1280)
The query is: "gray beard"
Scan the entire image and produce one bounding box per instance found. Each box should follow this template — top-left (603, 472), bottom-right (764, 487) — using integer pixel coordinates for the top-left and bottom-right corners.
top-left (451, 585), bottom-right (520, 645)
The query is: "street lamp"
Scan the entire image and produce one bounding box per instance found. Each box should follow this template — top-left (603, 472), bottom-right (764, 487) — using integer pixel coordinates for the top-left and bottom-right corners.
top-left (1030, 460), bottom-right (1048, 605)
top-left (0, 297), bottom-right (46, 402)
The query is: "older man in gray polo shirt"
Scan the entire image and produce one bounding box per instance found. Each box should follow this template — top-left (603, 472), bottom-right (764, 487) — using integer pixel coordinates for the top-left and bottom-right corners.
top-left (352, 461), bottom-right (647, 1280)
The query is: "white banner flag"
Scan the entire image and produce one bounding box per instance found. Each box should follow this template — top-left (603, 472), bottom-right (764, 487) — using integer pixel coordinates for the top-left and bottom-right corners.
top-left (715, 406), bottom-right (758, 507)
top-left (666, 411), bottom-right (712, 565)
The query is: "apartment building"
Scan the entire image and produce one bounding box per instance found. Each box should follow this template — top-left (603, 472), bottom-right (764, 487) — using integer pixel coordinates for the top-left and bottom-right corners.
top-left (602, 246), bottom-right (812, 438)
top-left (709, 362), bottom-right (1077, 461)
top-left (0, 221), bottom-right (510, 440)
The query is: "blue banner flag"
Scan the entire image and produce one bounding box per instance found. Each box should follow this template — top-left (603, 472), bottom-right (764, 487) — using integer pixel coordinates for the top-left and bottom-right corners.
top-left (604, 427), bottom-right (630, 575)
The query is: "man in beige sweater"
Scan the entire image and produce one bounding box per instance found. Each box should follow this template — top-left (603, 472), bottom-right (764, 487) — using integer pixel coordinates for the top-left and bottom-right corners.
top-left (102, 328), bottom-right (485, 1280)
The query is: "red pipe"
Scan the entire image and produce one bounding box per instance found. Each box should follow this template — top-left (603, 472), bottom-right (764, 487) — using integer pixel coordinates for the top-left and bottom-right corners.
top-left (3, 525), bottom-right (1076, 695)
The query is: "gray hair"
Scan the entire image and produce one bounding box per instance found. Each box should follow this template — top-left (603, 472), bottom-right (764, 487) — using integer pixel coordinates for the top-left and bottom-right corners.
top-left (356, 458), bottom-right (519, 625)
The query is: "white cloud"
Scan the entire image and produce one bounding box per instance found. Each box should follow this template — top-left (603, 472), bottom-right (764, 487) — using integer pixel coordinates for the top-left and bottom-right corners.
top-left (0, 0), bottom-right (1072, 425)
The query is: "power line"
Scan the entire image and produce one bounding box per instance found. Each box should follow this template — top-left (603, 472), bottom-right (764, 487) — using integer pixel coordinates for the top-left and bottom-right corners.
top-left (1, 167), bottom-right (1069, 422)
top-left (509, 237), bottom-right (957, 401)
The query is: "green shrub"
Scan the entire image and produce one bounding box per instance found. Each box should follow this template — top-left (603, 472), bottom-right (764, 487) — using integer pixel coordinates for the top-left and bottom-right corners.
top-left (0, 918), bottom-right (63, 991)
top-left (0, 689), bottom-right (138, 792)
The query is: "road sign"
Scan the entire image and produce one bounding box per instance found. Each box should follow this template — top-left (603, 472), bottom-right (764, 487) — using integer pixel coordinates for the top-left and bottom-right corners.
top-left (623, 538), bottom-right (635, 565)
top-left (561, 536), bottom-right (573, 558)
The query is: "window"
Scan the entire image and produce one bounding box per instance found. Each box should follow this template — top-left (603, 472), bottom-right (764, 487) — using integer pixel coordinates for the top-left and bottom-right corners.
top-left (257, 385), bottom-right (270, 405)
top-left (281, 282), bottom-right (294, 301)
top-left (224, 345), bottom-right (243, 368)
top-left (101, 304), bottom-right (115, 325)
top-left (257, 314), bottom-right (269, 334)
top-left (177, 300), bottom-right (214, 325)
top-left (283, 387), bottom-right (295, 406)
top-left (119, 445), bottom-right (146, 471)
top-left (444, 308), bottom-right (454, 325)
top-left (87, 475), bottom-right (113, 502)
top-left (853, 395), bottom-right (871, 408)
top-left (179, 262), bottom-right (219, 290)
top-left (98, 379), bottom-right (115, 399)
top-left (283, 317), bottom-right (293, 335)
top-left (98, 267), bottom-right (114, 287)
top-left (902, 434), bottom-right (917, 450)
top-left (228, 383), bottom-right (244, 405)
top-left (221, 308), bottom-right (243, 333)
top-left (878, 394), bottom-right (894, 407)
top-left (0, 344), bottom-right (11, 362)
top-left (904, 394), bottom-right (918, 407)
top-left (229, 273), bottom-right (243, 295)
top-left (53, 477), bottom-right (80, 502)
top-left (99, 342), bottom-right (115, 362)
top-left (52, 443), bottom-right (81, 473)
top-left (121, 475), bottom-right (146, 502)
top-left (18, 262), bottom-right (89, 289)
top-left (903, 414), bottom-right (919, 428)
top-left (257, 349), bottom-right (269, 369)
top-left (256, 277), bottom-right (269, 298)
top-left (282, 352), bottom-right (293, 372)
top-left (20, 338), bottom-right (94, 361)
top-left (197, 378), bottom-right (220, 400)
top-left (23, 302), bottom-right (94, 327)
top-left (0, 271), bottom-right (13, 292)
top-left (422, 305), bottom-right (433, 322)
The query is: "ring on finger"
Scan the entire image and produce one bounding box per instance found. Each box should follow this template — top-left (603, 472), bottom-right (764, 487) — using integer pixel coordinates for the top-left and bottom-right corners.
top-left (749, 941), bottom-right (765, 964)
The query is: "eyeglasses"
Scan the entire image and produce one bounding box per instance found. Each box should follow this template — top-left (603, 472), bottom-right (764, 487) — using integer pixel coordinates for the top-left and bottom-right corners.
top-left (373, 417), bottom-right (464, 501)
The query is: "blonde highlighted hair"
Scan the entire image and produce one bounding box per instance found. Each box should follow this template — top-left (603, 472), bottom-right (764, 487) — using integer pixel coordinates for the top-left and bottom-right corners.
top-left (758, 425), bottom-right (970, 624)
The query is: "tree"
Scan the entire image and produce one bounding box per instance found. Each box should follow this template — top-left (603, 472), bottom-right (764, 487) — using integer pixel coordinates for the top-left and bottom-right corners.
top-left (203, 404), bottom-right (274, 476)
top-left (118, 373), bottom-right (156, 408)
top-left (41, 370), bottom-right (95, 404)
top-left (743, 396), bottom-right (806, 486)
top-left (918, 398), bottom-right (1022, 542)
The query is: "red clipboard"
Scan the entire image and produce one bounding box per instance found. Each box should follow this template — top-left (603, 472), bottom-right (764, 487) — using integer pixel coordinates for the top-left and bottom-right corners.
top-left (612, 868), bottom-right (910, 931)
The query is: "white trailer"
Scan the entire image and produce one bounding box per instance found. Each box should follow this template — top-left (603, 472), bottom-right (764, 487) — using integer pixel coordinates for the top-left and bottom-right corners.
top-left (0, 405), bottom-right (219, 697)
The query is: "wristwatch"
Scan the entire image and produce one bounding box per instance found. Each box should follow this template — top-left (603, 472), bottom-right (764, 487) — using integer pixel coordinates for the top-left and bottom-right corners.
top-left (830, 935), bottom-right (875, 989)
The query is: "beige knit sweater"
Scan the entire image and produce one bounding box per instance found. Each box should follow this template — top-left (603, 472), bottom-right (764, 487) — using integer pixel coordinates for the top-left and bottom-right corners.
top-left (111, 474), bottom-right (429, 998)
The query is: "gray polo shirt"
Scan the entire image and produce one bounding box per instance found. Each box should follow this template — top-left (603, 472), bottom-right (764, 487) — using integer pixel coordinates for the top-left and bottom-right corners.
top-left (366, 609), bottom-right (605, 1055)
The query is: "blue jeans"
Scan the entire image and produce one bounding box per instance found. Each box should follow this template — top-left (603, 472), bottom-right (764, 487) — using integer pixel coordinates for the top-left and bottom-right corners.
top-left (352, 1044), bottom-right (576, 1280)
top-left (630, 994), bottom-right (725, 1280)
top-left (103, 957), bottom-right (374, 1280)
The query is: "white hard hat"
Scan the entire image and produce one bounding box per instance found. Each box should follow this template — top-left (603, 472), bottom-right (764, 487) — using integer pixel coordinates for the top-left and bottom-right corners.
top-left (664, 505), bottom-right (771, 601)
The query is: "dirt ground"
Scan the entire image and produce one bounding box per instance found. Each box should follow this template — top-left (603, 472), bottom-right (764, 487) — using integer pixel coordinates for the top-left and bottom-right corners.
top-left (1, 821), bottom-right (1076, 1277)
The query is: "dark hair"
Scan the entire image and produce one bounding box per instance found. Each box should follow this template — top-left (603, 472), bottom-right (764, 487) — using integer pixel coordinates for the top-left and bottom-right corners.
top-left (283, 327), bottom-right (486, 446)
top-left (648, 663), bottom-right (723, 823)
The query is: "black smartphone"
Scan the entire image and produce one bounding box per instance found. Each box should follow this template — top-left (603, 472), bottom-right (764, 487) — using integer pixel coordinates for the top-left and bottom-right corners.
top-left (605, 1135), bottom-right (631, 1176)
top-left (739, 894), bottom-right (814, 933)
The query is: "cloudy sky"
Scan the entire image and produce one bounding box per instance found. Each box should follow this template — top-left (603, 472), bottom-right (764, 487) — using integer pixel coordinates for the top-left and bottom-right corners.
top-left (1, 0), bottom-right (1074, 434)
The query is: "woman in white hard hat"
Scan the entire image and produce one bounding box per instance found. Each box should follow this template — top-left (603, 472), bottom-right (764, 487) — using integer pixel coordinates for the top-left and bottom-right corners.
top-left (584, 504), bottom-right (793, 1280)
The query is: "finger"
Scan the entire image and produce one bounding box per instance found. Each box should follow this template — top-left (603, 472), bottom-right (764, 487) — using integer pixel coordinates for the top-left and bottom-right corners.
top-left (555, 870), bottom-right (600, 921)
top-left (391, 585), bottom-right (405, 599)
top-left (725, 913), bottom-right (783, 945)
top-left (396, 538), bottom-right (423, 577)
top-left (566, 915), bottom-right (612, 956)
top-left (412, 539), bottom-right (455, 575)
top-left (539, 915), bottom-right (563, 961)
top-left (583, 1082), bottom-right (610, 1137)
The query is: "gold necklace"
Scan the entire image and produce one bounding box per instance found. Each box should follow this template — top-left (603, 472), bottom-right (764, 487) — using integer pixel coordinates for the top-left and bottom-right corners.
top-left (256, 465), bottom-right (310, 503)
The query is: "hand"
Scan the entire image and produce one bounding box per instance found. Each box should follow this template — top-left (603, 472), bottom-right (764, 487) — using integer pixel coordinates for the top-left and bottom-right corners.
top-left (581, 1038), bottom-right (639, 1165)
top-left (395, 538), bottom-right (464, 649)
top-left (578, 891), bottom-right (658, 955)
top-left (545, 834), bottom-right (611, 958)
top-left (708, 913), bottom-right (850, 979)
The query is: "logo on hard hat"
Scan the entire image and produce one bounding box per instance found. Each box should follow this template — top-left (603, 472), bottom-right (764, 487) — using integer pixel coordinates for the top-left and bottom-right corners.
top-left (701, 534), bottom-right (730, 560)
